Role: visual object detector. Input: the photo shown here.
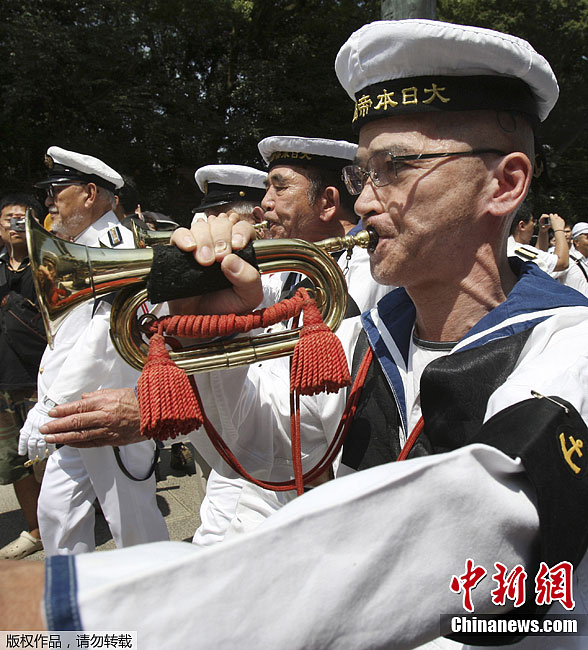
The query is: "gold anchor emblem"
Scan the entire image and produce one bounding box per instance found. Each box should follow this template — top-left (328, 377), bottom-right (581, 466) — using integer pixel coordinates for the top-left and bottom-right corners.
top-left (559, 433), bottom-right (584, 474)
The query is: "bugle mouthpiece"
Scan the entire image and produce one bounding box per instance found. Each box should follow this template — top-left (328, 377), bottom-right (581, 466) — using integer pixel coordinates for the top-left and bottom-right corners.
top-left (254, 220), bottom-right (269, 238)
top-left (316, 226), bottom-right (378, 254)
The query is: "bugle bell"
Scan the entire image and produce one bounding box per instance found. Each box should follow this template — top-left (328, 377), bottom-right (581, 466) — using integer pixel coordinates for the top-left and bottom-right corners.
top-left (26, 210), bottom-right (377, 373)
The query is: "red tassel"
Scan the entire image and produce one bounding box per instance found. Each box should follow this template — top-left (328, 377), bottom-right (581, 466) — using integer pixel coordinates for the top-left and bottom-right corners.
top-left (290, 294), bottom-right (351, 396)
top-left (137, 334), bottom-right (203, 441)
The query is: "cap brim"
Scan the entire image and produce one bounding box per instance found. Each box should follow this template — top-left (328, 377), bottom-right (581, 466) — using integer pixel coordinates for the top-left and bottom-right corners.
top-left (34, 176), bottom-right (74, 189)
top-left (152, 220), bottom-right (180, 231)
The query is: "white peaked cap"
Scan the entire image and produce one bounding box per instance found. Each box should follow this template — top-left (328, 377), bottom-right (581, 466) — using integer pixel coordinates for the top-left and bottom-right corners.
top-left (42, 146), bottom-right (124, 190)
top-left (194, 164), bottom-right (267, 210)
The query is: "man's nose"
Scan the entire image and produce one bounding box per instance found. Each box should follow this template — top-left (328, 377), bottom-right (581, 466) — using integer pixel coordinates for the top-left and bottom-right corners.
top-left (353, 180), bottom-right (379, 222)
top-left (261, 189), bottom-right (274, 211)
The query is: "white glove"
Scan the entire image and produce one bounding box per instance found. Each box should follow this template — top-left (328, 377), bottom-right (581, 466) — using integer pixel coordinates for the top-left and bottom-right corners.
top-left (18, 405), bottom-right (56, 462)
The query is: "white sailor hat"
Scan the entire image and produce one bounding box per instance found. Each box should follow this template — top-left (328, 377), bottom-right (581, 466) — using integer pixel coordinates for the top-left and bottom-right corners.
top-left (36, 146), bottom-right (124, 191)
top-left (195, 164), bottom-right (267, 210)
top-left (571, 222), bottom-right (588, 239)
top-left (335, 20), bottom-right (559, 132)
top-left (258, 136), bottom-right (357, 171)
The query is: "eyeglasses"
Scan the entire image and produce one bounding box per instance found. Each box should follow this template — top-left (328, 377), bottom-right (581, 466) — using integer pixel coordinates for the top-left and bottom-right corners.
top-left (341, 149), bottom-right (507, 196)
top-left (47, 182), bottom-right (85, 199)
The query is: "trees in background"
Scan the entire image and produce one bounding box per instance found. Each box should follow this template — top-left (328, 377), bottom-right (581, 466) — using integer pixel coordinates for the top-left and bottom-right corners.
top-left (1, 0), bottom-right (586, 222)
top-left (0, 0), bottom-right (381, 221)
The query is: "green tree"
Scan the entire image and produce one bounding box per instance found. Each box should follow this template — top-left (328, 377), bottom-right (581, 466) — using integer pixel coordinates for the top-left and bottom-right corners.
top-left (2, 0), bottom-right (584, 221)
top-left (0, 0), bottom-right (379, 222)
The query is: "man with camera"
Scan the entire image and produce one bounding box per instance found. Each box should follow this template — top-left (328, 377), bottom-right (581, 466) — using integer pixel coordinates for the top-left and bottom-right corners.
top-left (0, 193), bottom-right (46, 560)
top-left (508, 205), bottom-right (569, 274)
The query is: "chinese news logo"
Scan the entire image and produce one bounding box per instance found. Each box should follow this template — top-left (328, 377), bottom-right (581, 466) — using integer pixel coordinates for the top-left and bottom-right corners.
top-left (450, 559), bottom-right (575, 613)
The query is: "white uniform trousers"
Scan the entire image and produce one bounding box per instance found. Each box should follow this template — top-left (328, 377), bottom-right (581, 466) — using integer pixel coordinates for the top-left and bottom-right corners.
top-left (38, 442), bottom-right (168, 555)
top-left (194, 469), bottom-right (295, 546)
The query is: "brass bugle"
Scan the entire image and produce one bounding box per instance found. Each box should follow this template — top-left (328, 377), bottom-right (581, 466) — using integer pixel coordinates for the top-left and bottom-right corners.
top-left (132, 219), bottom-right (269, 248)
top-left (26, 209), bottom-right (377, 373)
top-left (131, 221), bottom-right (174, 248)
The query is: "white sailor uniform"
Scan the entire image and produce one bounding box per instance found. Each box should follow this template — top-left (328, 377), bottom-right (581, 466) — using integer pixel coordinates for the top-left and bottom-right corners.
top-left (507, 235), bottom-right (559, 274)
top-left (22, 211), bottom-right (168, 554)
top-left (44, 259), bottom-right (588, 650)
top-left (557, 252), bottom-right (588, 298)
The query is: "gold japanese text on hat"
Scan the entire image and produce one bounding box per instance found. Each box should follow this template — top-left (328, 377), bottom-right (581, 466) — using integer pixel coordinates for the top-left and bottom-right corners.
top-left (335, 20), bottom-right (559, 132)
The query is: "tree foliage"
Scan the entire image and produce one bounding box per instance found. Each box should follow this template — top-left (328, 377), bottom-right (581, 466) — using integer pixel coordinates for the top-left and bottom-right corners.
top-left (0, 0), bottom-right (380, 222)
top-left (0, 0), bottom-right (586, 222)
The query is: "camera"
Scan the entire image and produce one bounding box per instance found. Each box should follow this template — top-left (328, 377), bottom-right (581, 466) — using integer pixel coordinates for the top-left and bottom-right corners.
top-left (544, 217), bottom-right (551, 227)
top-left (10, 217), bottom-right (26, 232)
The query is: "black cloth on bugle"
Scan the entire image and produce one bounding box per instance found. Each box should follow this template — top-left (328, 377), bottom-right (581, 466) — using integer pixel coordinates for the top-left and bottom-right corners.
top-left (146, 242), bottom-right (259, 304)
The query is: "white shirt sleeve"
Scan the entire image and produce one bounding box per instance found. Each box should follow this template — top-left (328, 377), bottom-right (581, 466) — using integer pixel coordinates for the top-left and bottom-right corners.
top-left (69, 444), bottom-right (539, 649)
top-left (506, 236), bottom-right (559, 275)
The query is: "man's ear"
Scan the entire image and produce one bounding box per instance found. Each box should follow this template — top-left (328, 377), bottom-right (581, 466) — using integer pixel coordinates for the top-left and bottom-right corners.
top-left (487, 152), bottom-right (533, 217)
top-left (83, 183), bottom-right (99, 206)
top-left (318, 186), bottom-right (340, 223)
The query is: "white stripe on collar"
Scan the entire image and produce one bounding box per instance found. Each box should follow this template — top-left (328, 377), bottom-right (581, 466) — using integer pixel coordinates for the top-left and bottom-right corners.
top-left (453, 305), bottom-right (588, 354)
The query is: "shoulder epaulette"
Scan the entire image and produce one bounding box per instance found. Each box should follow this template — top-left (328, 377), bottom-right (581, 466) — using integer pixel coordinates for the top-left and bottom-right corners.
top-left (107, 226), bottom-right (123, 247)
top-left (515, 246), bottom-right (538, 261)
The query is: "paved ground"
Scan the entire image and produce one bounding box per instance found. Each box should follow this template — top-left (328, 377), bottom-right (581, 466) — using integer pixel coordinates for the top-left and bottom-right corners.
top-left (0, 444), bottom-right (207, 561)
